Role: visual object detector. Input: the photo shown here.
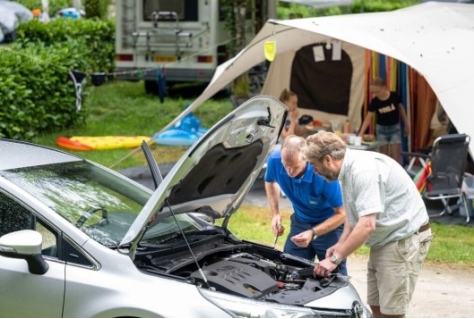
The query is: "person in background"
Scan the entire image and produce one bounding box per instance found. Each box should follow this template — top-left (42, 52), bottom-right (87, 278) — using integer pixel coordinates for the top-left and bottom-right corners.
top-left (279, 89), bottom-right (306, 139)
top-left (358, 77), bottom-right (410, 164)
top-left (303, 131), bottom-right (432, 318)
top-left (264, 135), bottom-right (347, 275)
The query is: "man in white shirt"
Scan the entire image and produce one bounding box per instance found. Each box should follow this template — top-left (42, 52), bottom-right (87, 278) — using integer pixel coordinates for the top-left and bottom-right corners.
top-left (300, 131), bottom-right (432, 318)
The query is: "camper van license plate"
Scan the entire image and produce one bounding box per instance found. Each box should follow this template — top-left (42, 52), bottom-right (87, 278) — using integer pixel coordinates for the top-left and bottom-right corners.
top-left (154, 56), bottom-right (176, 62)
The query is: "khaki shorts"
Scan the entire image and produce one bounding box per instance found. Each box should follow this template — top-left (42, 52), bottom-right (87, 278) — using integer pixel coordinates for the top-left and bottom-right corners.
top-left (367, 229), bottom-right (433, 315)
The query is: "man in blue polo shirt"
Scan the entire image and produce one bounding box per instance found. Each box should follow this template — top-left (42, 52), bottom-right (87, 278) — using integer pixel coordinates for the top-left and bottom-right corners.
top-left (265, 135), bottom-right (347, 275)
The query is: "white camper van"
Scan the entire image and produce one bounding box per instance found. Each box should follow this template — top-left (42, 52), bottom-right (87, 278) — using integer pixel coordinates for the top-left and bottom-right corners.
top-left (115, 0), bottom-right (276, 93)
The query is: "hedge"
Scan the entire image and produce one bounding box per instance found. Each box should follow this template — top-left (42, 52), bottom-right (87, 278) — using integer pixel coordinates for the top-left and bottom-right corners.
top-left (0, 18), bottom-right (115, 140)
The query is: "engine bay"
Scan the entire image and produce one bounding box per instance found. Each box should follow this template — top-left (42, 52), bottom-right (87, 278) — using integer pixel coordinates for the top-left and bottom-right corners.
top-left (134, 228), bottom-right (348, 306)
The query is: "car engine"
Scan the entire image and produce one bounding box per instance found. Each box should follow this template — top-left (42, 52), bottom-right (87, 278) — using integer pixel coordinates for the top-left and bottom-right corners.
top-left (133, 229), bottom-right (348, 306)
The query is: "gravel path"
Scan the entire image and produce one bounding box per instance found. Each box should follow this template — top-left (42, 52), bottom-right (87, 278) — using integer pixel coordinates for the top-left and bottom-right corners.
top-left (348, 254), bottom-right (474, 318)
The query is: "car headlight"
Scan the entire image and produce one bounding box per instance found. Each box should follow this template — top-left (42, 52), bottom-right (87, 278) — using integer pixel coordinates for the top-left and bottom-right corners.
top-left (200, 289), bottom-right (324, 318)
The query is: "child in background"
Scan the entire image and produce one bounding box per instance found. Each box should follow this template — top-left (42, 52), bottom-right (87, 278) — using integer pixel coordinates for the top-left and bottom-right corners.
top-left (279, 89), bottom-right (301, 139)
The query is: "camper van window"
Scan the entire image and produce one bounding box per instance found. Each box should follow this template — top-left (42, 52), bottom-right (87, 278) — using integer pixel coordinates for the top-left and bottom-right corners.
top-left (143, 0), bottom-right (198, 22)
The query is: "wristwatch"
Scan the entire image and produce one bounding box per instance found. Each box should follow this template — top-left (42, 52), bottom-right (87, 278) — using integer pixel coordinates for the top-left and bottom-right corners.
top-left (311, 228), bottom-right (318, 241)
top-left (330, 253), bottom-right (341, 265)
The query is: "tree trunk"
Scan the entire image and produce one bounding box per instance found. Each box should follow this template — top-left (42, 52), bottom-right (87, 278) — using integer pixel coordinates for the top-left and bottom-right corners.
top-left (84, 0), bottom-right (101, 19)
top-left (41, 0), bottom-right (50, 22)
top-left (73, 0), bottom-right (83, 10)
top-left (231, 0), bottom-right (250, 95)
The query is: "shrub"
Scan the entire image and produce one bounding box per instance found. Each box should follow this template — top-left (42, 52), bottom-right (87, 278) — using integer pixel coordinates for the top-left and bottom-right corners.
top-left (0, 17), bottom-right (116, 140)
top-left (16, 18), bottom-right (115, 73)
top-left (0, 42), bottom-right (90, 140)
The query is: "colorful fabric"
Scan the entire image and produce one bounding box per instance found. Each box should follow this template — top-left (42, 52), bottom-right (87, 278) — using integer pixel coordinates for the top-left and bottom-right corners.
top-left (414, 161), bottom-right (431, 194)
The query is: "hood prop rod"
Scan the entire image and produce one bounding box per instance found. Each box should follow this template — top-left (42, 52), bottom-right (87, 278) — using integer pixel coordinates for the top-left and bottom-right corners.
top-left (140, 141), bottom-right (212, 290)
top-left (165, 199), bottom-right (212, 290)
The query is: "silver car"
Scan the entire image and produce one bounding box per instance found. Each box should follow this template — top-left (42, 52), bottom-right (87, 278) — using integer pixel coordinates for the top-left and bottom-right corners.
top-left (0, 96), bottom-right (370, 317)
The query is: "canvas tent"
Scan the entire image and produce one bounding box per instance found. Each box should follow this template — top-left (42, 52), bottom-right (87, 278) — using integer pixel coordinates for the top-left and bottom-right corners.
top-left (153, 1), bottom-right (474, 155)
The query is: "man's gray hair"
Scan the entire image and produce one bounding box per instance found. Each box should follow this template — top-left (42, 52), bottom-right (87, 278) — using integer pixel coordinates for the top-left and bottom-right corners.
top-left (281, 135), bottom-right (305, 160)
top-left (303, 132), bottom-right (347, 162)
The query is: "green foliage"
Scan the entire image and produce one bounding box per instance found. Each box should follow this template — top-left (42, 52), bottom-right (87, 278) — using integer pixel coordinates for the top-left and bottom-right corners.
top-left (0, 18), bottom-right (115, 140)
top-left (350, 0), bottom-right (420, 13)
top-left (0, 43), bottom-right (88, 140)
top-left (84, 0), bottom-right (109, 19)
top-left (220, 0), bottom-right (252, 95)
top-left (14, 0), bottom-right (72, 15)
top-left (16, 18), bottom-right (115, 73)
top-left (277, 0), bottom-right (420, 18)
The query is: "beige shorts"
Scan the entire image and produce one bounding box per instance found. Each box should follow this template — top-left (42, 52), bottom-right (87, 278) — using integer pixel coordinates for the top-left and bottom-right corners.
top-left (367, 229), bottom-right (433, 315)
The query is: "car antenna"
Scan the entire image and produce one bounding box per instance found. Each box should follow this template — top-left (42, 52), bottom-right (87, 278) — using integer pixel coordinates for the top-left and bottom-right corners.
top-left (140, 141), bottom-right (213, 290)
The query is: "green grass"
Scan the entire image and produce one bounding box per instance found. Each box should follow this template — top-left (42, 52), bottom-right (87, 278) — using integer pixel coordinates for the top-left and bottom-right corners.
top-left (32, 81), bottom-right (233, 169)
top-left (228, 207), bottom-right (474, 267)
top-left (32, 80), bottom-right (474, 267)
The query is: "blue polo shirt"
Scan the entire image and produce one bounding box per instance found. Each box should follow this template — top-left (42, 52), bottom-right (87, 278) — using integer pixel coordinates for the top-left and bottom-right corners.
top-left (264, 149), bottom-right (343, 224)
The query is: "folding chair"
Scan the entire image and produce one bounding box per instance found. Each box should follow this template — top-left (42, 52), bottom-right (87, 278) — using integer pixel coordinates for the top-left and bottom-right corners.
top-left (402, 148), bottom-right (431, 178)
top-left (417, 134), bottom-right (471, 224)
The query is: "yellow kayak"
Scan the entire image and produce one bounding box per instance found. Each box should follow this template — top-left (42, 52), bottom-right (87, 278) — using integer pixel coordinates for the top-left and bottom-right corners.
top-left (57, 136), bottom-right (151, 151)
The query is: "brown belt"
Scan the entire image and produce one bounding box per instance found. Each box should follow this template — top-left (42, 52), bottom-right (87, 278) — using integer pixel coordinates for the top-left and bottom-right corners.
top-left (417, 223), bottom-right (430, 234)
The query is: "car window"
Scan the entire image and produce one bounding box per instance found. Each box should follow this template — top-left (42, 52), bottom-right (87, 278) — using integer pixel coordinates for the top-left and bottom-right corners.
top-left (0, 192), bottom-right (59, 258)
top-left (0, 161), bottom-right (150, 246)
top-left (0, 192), bottom-right (35, 237)
top-left (36, 221), bottom-right (58, 258)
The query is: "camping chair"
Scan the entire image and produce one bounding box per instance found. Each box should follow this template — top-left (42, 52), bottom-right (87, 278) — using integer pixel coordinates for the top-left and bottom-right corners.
top-left (402, 148), bottom-right (431, 178)
top-left (413, 134), bottom-right (471, 224)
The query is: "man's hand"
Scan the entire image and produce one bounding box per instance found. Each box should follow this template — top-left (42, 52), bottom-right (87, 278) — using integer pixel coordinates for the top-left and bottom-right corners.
top-left (290, 229), bottom-right (312, 248)
top-left (271, 215), bottom-right (285, 236)
top-left (325, 243), bottom-right (341, 259)
top-left (313, 258), bottom-right (338, 277)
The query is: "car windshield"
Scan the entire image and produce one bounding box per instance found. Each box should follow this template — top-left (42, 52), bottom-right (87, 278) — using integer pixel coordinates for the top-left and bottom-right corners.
top-left (0, 161), bottom-right (201, 246)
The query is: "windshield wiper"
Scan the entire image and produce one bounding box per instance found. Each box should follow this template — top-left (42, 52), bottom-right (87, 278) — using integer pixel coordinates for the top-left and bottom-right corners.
top-left (142, 229), bottom-right (202, 246)
top-left (108, 241), bottom-right (131, 250)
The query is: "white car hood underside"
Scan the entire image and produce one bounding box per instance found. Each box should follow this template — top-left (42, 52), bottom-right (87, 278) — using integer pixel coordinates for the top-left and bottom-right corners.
top-left (120, 96), bottom-right (287, 249)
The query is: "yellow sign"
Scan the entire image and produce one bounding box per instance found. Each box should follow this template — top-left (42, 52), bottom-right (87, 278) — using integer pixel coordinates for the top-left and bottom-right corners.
top-left (264, 40), bottom-right (276, 62)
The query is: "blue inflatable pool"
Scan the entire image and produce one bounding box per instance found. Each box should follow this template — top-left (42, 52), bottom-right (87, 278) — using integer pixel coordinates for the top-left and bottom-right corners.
top-left (153, 114), bottom-right (207, 146)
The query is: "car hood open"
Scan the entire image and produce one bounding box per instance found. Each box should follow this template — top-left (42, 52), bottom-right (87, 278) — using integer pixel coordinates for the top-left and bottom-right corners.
top-left (120, 96), bottom-right (287, 250)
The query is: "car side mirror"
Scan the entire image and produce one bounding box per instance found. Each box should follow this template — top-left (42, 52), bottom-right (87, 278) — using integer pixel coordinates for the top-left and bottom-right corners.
top-left (0, 230), bottom-right (49, 275)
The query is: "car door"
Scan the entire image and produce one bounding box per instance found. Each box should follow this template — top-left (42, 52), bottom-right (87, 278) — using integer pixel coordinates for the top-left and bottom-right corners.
top-left (0, 192), bottom-right (65, 317)
top-left (0, 255), bottom-right (65, 317)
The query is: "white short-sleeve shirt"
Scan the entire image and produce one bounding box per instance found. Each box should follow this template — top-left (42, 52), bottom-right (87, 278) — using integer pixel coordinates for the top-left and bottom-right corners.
top-left (338, 149), bottom-right (429, 247)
